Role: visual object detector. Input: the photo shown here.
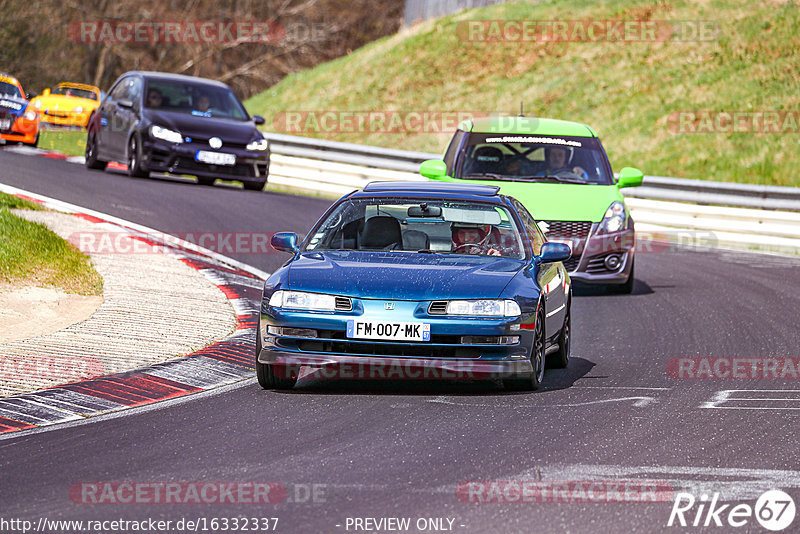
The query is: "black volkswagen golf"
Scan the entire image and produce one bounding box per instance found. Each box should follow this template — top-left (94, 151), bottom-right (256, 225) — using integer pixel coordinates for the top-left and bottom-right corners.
top-left (85, 71), bottom-right (270, 190)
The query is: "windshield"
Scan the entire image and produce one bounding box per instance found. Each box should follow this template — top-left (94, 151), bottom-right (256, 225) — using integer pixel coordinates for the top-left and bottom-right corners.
top-left (143, 79), bottom-right (248, 120)
top-left (0, 81), bottom-right (22, 99)
top-left (457, 133), bottom-right (614, 185)
top-left (304, 197), bottom-right (526, 259)
top-left (52, 85), bottom-right (98, 100)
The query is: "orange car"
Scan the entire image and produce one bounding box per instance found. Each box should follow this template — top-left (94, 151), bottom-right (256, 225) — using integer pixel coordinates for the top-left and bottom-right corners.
top-left (30, 82), bottom-right (103, 128)
top-left (0, 72), bottom-right (40, 146)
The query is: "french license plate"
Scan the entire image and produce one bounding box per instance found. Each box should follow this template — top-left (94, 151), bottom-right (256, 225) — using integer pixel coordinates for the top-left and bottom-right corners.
top-left (346, 320), bottom-right (431, 342)
top-left (0, 119), bottom-right (10, 130)
top-left (196, 150), bottom-right (236, 166)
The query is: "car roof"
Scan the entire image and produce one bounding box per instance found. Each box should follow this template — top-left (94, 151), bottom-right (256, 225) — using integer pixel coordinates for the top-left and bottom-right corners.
top-left (358, 181), bottom-right (502, 199)
top-left (459, 116), bottom-right (597, 137)
top-left (125, 71), bottom-right (230, 89)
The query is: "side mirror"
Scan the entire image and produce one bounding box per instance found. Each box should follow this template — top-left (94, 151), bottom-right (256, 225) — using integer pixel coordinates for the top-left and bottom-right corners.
top-left (536, 242), bottom-right (571, 264)
top-left (43, 88), bottom-right (51, 96)
top-left (253, 115), bottom-right (265, 125)
top-left (271, 232), bottom-right (299, 254)
top-left (26, 91), bottom-right (38, 99)
top-left (118, 99), bottom-right (134, 110)
top-left (419, 159), bottom-right (447, 180)
top-left (617, 167), bottom-right (643, 188)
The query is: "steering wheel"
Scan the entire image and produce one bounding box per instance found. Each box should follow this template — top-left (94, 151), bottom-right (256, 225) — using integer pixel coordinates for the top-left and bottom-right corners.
top-left (453, 242), bottom-right (486, 254)
top-left (549, 167), bottom-right (588, 180)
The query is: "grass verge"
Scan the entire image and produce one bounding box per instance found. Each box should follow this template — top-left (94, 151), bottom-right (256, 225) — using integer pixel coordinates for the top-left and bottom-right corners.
top-left (246, 0), bottom-right (800, 187)
top-left (0, 192), bottom-right (102, 295)
top-left (39, 128), bottom-right (86, 157)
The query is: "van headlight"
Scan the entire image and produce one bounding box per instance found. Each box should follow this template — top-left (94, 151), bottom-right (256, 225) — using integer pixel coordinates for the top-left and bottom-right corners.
top-left (150, 125), bottom-right (183, 144)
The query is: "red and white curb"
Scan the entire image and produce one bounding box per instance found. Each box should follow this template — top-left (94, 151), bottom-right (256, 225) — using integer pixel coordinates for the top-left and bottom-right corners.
top-left (0, 184), bottom-right (267, 436)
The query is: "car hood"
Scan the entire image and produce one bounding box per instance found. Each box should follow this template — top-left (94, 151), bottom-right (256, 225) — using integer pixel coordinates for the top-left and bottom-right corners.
top-left (34, 95), bottom-right (98, 110)
top-left (145, 110), bottom-right (257, 144)
top-left (443, 178), bottom-right (624, 222)
top-left (284, 251), bottom-right (525, 300)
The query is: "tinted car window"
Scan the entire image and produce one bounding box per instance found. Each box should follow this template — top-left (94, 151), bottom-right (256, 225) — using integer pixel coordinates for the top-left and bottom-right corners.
top-left (459, 133), bottom-right (613, 185)
top-left (108, 78), bottom-right (131, 101)
top-left (305, 197), bottom-right (526, 259)
top-left (511, 199), bottom-right (545, 256)
top-left (143, 79), bottom-right (248, 120)
top-left (0, 81), bottom-right (22, 98)
top-left (443, 130), bottom-right (466, 177)
top-left (52, 86), bottom-right (99, 100)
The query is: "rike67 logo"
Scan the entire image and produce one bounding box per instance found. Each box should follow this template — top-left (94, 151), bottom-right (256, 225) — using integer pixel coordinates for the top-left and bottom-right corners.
top-left (668, 490), bottom-right (796, 531)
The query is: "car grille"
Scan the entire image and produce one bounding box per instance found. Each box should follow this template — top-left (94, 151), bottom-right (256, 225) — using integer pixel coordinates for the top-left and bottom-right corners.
top-left (562, 256), bottom-right (581, 272)
top-left (334, 296), bottom-right (352, 311)
top-left (175, 157), bottom-right (255, 177)
top-left (428, 301), bottom-right (448, 315)
top-left (294, 339), bottom-right (481, 359)
top-left (542, 221), bottom-right (592, 240)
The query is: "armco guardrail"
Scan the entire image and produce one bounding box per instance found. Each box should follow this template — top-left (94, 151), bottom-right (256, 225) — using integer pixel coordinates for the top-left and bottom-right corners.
top-left (263, 132), bottom-right (800, 212)
top-left (262, 132), bottom-right (800, 255)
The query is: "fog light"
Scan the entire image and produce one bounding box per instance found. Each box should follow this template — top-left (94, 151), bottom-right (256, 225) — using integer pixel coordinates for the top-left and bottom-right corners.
top-left (604, 254), bottom-right (622, 270)
top-left (267, 326), bottom-right (317, 338)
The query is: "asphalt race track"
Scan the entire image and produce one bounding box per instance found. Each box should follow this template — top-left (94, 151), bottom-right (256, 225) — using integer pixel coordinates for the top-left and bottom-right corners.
top-left (2, 148), bottom-right (800, 533)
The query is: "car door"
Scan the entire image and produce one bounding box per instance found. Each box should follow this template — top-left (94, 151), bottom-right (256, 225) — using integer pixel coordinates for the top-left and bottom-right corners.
top-left (514, 199), bottom-right (567, 339)
top-left (96, 77), bottom-right (127, 160)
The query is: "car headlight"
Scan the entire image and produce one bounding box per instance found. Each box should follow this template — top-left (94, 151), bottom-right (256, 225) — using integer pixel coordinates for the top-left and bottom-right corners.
top-left (33, 100), bottom-right (41, 109)
top-left (150, 125), bottom-right (183, 144)
top-left (74, 106), bottom-right (83, 114)
top-left (23, 109), bottom-right (37, 121)
top-left (246, 138), bottom-right (269, 151)
top-left (596, 201), bottom-right (626, 235)
top-left (269, 290), bottom-right (336, 311)
top-left (445, 299), bottom-right (521, 317)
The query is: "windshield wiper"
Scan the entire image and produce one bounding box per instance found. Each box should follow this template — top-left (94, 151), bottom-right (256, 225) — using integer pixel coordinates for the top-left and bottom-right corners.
top-left (514, 175), bottom-right (588, 184)
top-left (460, 173), bottom-right (515, 181)
top-left (416, 249), bottom-right (440, 254)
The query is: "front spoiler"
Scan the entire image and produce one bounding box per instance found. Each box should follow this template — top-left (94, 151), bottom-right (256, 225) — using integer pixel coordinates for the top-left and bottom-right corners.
top-left (257, 349), bottom-right (534, 380)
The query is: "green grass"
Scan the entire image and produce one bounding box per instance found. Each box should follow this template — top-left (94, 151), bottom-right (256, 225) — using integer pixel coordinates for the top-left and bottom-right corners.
top-left (246, 0), bottom-right (800, 187)
top-left (0, 193), bottom-right (102, 295)
top-left (39, 128), bottom-right (86, 157)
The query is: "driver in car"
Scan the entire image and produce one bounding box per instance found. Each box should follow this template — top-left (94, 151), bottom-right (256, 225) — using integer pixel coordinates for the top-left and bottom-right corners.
top-left (451, 225), bottom-right (501, 256)
top-left (537, 146), bottom-right (588, 179)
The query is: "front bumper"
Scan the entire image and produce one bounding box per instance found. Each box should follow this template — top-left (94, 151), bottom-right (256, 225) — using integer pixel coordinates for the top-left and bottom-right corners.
top-left (40, 110), bottom-right (91, 128)
top-left (141, 138), bottom-right (270, 183)
top-left (551, 224), bottom-right (635, 285)
top-left (0, 114), bottom-right (39, 144)
top-left (258, 298), bottom-right (537, 380)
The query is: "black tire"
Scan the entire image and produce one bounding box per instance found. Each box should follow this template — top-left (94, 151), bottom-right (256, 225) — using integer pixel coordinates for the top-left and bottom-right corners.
top-left (243, 179), bottom-right (266, 191)
top-left (255, 327), bottom-right (296, 390)
top-left (548, 298), bottom-right (571, 369)
top-left (197, 177), bottom-right (216, 186)
top-left (127, 135), bottom-right (149, 178)
top-left (84, 132), bottom-right (107, 170)
top-left (609, 259), bottom-right (635, 294)
top-left (503, 307), bottom-right (545, 391)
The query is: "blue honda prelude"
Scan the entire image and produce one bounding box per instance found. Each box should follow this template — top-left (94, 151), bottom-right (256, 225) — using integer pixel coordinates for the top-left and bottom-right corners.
top-left (257, 181), bottom-right (572, 390)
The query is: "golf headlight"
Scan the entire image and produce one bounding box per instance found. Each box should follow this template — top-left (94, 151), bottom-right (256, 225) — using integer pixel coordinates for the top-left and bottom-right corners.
top-left (268, 290), bottom-right (336, 311)
top-left (247, 138), bottom-right (269, 151)
top-left (446, 299), bottom-right (521, 317)
top-left (23, 109), bottom-right (37, 121)
top-left (150, 125), bottom-right (183, 143)
top-left (597, 201), bottom-right (626, 234)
